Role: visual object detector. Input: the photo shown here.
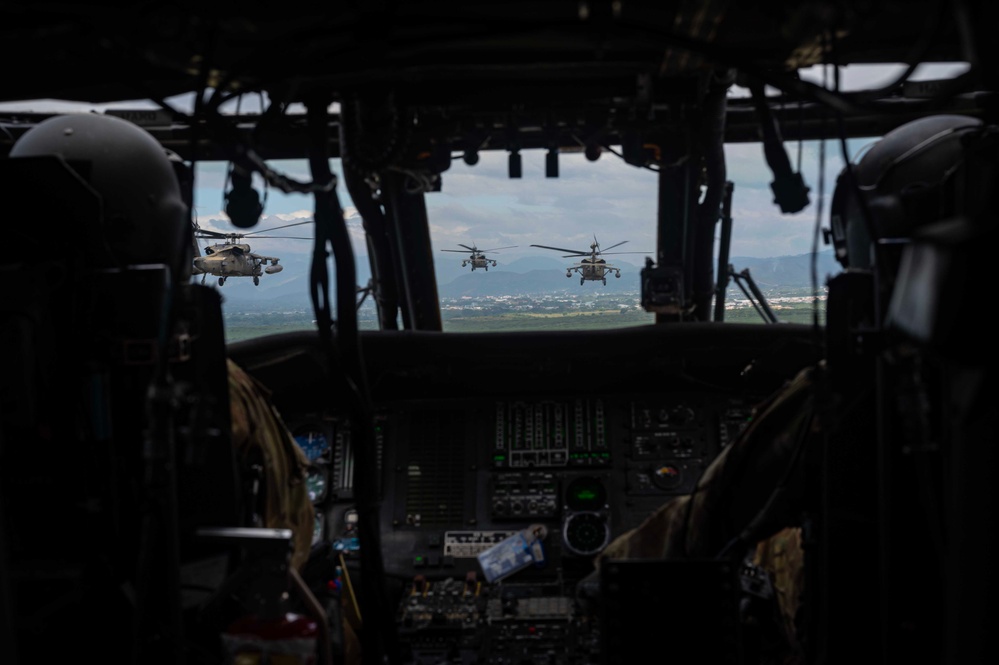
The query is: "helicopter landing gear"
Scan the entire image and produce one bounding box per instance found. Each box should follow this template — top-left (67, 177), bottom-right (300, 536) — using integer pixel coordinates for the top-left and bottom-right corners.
top-left (602, 278), bottom-right (606, 285)
top-left (218, 276), bottom-right (225, 286)
top-left (253, 276), bottom-right (260, 285)
top-left (580, 277), bottom-right (585, 285)
top-left (201, 273), bottom-right (206, 285)
top-left (485, 265), bottom-right (488, 271)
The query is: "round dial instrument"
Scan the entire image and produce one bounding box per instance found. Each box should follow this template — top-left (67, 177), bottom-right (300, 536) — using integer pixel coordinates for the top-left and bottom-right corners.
top-left (563, 512), bottom-right (610, 556)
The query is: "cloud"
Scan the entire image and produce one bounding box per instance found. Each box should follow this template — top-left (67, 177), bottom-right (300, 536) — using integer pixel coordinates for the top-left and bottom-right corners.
top-left (273, 210), bottom-right (314, 221)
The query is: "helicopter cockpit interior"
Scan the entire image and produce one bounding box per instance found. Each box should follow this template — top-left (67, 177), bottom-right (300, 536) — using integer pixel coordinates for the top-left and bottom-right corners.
top-left (1, 3), bottom-right (996, 665)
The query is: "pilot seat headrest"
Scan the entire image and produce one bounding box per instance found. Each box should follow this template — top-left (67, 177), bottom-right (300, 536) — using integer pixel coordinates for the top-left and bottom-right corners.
top-left (829, 114), bottom-right (984, 274)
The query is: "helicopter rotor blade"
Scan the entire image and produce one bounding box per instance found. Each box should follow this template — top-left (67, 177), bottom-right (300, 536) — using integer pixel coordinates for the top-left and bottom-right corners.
top-left (193, 228), bottom-right (231, 239)
top-left (600, 240), bottom-right (628, 252)
top-left (479, 245), bottom-right (517, 252)
top-left (232, 235), bottom-right (313, 239)
top-left (241, 219), bottom-right (315, 236)
top-left (530, 244), bottom-right (587, 255)
top-left (457, 243), bottom-right (476, 251)
top-left (193, 220), bottom-right (315, 241)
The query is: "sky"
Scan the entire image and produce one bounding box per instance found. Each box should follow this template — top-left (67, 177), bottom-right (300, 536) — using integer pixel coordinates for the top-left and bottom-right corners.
top-left (1, 62), bottom-right (969, 271)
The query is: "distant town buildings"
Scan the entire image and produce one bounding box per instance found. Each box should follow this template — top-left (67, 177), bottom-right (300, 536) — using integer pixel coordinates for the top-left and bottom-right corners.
top-left (439, 289), bottom-right (826, 313)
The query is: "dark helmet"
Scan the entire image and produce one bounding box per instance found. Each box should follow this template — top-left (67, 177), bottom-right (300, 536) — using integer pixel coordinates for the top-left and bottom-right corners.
top-left (9, 113), bottom-right (188, 274)
top-left (829, 114), bottom-right (984, 273)
top-left (829, 113), bottom-right (992, 356)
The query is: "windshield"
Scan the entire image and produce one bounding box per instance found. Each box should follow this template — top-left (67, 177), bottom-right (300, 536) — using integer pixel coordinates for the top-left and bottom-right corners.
top-left (195, 140), bottom-right (851, 342)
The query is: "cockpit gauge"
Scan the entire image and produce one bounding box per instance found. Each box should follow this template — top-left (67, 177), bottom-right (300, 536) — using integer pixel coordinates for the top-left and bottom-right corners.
top-left (652, 463), bottom-right (683, 491)
top-left (340, 508), bottom-right (359, 538)
top-left (312, 510), bottom-right (325, 546)
top-left (563, 476), bottom-right (611, 555)
top-left (332, 508), bottom-right (361, 555)
top-left (563, 512), bottom-right (610, 556)
top-left (306, 465), bottom-right (328, 503)
top-left (294, 425), bottom-right (332, 506)
top-left (294, 428), bottom-right (331, 462)
top-left (565, 476), bottom-right (608, 511)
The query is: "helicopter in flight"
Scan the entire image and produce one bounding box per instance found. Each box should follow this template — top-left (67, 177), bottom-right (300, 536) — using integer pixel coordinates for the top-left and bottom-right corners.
top-left (531, 236), bottom-right (650, 285)
top-left (441, 243), bottom-right (517, 271)
top-left (191, 220), bottom-right (312, 286)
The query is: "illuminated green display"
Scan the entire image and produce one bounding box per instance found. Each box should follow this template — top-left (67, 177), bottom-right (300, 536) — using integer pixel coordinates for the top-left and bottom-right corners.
top-left (566, 476), bottom-right (606, 510)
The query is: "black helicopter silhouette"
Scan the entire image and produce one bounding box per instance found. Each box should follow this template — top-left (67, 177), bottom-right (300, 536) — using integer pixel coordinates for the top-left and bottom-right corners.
top-left (531, 236), bottom-right (650, 285)
top-left (441, 243), bottom-right (517, 271)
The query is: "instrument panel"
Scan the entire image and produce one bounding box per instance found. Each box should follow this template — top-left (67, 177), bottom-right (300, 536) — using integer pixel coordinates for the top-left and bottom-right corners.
top-left (232, 323), bottom-right (820, 663)
top-left (288, 392), bottom-right (754, 665)
top-left (315, 393), bottom-right (747, 577)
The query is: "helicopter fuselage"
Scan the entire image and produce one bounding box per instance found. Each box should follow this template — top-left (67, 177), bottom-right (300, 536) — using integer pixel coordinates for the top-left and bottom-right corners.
top-left (192, 242), bottom-right (282, 285)
top-left (532, 240), bottom-right (633, 285)
top-left (568, 258), bottom-right (621, 284)
top-left (462, 254), bottom-right (497, 270)
top-left (443, 244), bottom-right (514, 271)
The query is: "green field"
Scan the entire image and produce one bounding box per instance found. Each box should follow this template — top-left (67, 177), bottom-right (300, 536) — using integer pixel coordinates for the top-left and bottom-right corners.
top-left (441, 308), bottom-right (654, 332)
top-left (223, 300), bottom-right (825, 342)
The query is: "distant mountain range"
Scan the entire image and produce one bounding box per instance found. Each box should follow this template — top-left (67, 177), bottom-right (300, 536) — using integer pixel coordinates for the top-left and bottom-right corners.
top-left (721, 251), bottom-right (841, 288)
top-left (208, 250), bottom-right (841, 306)
top-left (436, 251), bottom-right (841, 298)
